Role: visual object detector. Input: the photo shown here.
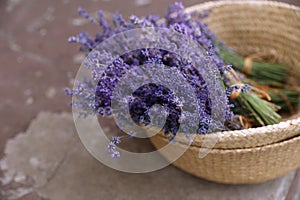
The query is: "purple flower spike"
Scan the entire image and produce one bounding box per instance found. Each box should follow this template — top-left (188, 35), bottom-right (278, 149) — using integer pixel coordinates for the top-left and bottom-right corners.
top-left (68, 36), bottom-right (78, 43)
top-left (111, 151), bottom-right (120, 158)
top-left (78, 7), bottom-right (96, 23)
top-left (107, 142), bottom-right (116, 152)
top-left (112, 136), bottom-right (121, 144)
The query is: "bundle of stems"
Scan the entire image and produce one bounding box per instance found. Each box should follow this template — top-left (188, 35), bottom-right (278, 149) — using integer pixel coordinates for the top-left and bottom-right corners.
top-left (219, 45), bottom-right (288, 87)
top-left (243, 79), bottom-right (299, 114)
top-left (235, 93), bottom-right (281, 126)
top-left (226, 67), bottom-right (281, 127)
top-left (219, 45), bottom-right (299, 118)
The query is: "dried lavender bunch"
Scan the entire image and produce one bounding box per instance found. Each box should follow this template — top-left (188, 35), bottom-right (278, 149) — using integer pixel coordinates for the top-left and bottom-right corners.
top-left (68, 2), bottom-right (235, 142)
top-left (223, 64), bottom-right (283, 126)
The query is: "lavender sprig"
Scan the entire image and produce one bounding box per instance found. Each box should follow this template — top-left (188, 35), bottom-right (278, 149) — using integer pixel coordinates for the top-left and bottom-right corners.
top-left (107, 136), bottom-right (121, 158)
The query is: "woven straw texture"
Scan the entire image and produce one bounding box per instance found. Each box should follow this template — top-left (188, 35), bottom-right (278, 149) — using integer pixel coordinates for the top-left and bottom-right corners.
top-left (150, 0), bottom-right (300, 184)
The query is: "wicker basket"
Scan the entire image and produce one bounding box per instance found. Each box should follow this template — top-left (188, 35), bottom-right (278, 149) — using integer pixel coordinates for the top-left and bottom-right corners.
top-left (149, 0), bottom-right (300, 184)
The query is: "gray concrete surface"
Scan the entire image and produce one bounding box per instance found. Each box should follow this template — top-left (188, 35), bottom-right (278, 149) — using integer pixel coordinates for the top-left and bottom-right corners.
top-left (0, 112), bottom-right (298, 200)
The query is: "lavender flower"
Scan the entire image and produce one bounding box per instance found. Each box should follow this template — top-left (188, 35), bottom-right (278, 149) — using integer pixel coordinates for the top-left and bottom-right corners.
top-left (111, 151), bottom-right (120, 158)
top-left (112, 136), bottom-right (121, 144)
top-left (107, 142), bottom-right (116, 152)
top-left (78, 7), bottom-right (96, 23)
top-left (107, 136), bottom-right (122, 158)
top-left (241, 84), bottom-right (251, 93)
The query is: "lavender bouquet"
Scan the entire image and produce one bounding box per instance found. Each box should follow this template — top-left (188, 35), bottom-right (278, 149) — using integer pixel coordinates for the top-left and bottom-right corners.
top-left (67, 2), bottom-right (298, 157)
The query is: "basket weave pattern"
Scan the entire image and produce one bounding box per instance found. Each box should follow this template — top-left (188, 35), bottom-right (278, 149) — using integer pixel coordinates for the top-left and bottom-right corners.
top-left (150, 1), bottom-right (300, 184)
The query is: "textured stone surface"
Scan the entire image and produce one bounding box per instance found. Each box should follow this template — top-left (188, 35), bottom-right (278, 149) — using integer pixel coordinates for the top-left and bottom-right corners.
top-left (0, 112), bottom-right (298, 200)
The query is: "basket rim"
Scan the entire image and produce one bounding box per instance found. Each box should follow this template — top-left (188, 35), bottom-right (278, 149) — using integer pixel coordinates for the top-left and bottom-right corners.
top-left (185, 0), bottom-right (300, 13)
top-left (188, 118), bottom-right (300, 148)
top-left (153, 116), bottom-right (300, 149)
top-left (151, 130), bottom-right (300, 152)
top-left (162, 1), bottom-right (300, 149)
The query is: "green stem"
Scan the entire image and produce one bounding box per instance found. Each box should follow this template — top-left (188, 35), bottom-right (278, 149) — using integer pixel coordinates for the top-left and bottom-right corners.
top-left (219, 46), bottom-right (288, 86)
top-left (234, 93), bottom-right (281, 126)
